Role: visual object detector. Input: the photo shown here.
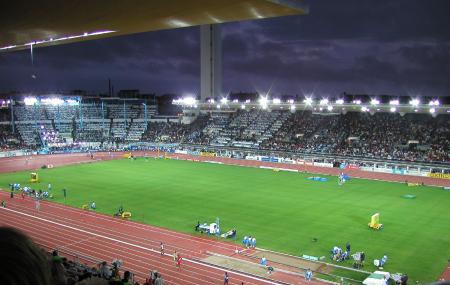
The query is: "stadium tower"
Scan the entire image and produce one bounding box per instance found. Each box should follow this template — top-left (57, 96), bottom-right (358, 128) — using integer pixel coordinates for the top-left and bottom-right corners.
top-left (200, 24), bottom-right (222, 101)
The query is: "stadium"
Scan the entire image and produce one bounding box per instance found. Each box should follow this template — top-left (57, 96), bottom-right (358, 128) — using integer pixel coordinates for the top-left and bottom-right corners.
top-left (0, 1), bottom-right (449, 285)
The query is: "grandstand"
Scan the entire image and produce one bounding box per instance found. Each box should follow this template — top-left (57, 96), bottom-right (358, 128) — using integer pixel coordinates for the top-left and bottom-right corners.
top-left (0, 95), bottom-right (449, 165)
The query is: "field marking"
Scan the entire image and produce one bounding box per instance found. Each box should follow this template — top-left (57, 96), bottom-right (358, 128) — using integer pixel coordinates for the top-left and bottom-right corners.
top-left (2, 196), bottom-right (238, 256)
top-left (2, 192), bottom-right (241, 253)
top-left (0, 206), bottom-right (285, 285)
top-left (57, 236), bottom-right (98, 251)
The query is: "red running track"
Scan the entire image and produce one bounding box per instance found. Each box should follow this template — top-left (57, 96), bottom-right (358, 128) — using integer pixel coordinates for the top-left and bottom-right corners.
top-left (0, 192), bottom-right (322, 285)
top-left (440, 263), bottom-right (450, 281)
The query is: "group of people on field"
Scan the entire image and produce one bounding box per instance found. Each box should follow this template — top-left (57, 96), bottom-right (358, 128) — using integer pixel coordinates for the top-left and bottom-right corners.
top-left (242, 236), bottom-right (257, 248)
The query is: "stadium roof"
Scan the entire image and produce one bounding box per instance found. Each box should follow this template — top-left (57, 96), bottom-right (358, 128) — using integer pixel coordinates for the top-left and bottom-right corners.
top-left (1, 0), bottom-right (307, 52)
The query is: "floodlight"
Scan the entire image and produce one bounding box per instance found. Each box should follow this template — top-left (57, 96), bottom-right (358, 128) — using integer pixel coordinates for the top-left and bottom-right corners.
top-left (220, 97), bottom-right (228, 104)
top-left (327, 105), bottom-right (333, 111)
top-left (361, 106), bottom-right (369, 112)
top-left (319, 98), bottom-right (329, 105)
top-left (259, 96), bottom-right (269, 107)
top-left (303, 97), bottom-right (313, 105)
top-left (428, 99), bottom-right (440, 106)
top-left (183, 97), bottom-right (196, 106)
top-left (410, 99), bottom-right (420, 106)
top-left (273, 98), bottom-right (281, 105)
top-left (390, 107), bottom-right (396, 112)
top-left (232, 99), bottom-right (239, 103)
top-left (390, 99), bottom-right (399, 105)
top-left (335, 99), bottom-right (344, 105)
top-left (241, 104), bottom-right (245, 110)
top-left (290, 105), bottom-right (296, 111)
top-left (209, 99), bottom-right (215, 104)
top-left (353, 99), bottom-right (362, 105)
top-left (287, 99), bottom-right (294, 104)
top-left (370, 99), bottom-right (380, 105)
top-left (42, 98), bottom-right (64, 106)
top-left (24, 97), bottom-right (37, 106)
top-left (216, 104), bottom-right (221, 109)
top-left (429, 108), bottom-right (436, 114)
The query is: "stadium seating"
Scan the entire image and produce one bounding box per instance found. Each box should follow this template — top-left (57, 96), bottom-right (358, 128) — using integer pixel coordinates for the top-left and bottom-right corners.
top-left (1, 101), bottom-right (448, 163)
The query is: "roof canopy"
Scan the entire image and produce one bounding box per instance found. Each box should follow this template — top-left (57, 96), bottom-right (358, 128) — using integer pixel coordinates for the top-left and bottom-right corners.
top-left (1, 0), bottom-right (307, 52)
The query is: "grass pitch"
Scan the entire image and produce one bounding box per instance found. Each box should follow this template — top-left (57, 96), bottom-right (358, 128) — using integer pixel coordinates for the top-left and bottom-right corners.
top-left (0, 158), bottom-right (449, 282)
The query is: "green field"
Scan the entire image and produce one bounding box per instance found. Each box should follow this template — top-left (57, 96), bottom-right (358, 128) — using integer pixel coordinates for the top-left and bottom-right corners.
top-left (0, 158), bottom-right (449, 282)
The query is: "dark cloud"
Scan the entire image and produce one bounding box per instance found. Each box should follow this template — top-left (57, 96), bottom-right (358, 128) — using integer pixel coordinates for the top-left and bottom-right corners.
top-left (239, 0), bottom-right (450, 41)
top-left (223, 33), bottom-right (249, 57)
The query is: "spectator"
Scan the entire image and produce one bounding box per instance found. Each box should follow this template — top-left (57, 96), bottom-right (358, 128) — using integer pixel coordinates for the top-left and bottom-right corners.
top-left (0, 227), bottom-right (51, 285)
top-left (98, 261), bottom-right (111, 280)
top-left (154, 273), bottom-right (164, 285)
top-left (121, 270), bottom-right (132, 285)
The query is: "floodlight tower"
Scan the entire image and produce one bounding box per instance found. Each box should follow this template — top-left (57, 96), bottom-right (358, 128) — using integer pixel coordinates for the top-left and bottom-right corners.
top-left (200, 24), bottom-right (222, 101)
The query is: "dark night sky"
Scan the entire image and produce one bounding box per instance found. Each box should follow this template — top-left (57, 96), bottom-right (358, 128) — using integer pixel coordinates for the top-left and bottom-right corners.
top-left (0, 0), bottom-right (449, 97)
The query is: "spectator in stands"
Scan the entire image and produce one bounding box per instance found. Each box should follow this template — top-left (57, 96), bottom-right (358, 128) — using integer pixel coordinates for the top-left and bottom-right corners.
top-left (121, 271), bottom-right (132, 285)
top-left (50, 256), bottom-right (68, 285)
top-left (52, 250), bottom-right (62, 262)
top-left (0, 227), bottom-right (51, 285)
top-left (98, 261), bottom-right (111, 280)
top-left (154, 273), bottom-right (164, 285)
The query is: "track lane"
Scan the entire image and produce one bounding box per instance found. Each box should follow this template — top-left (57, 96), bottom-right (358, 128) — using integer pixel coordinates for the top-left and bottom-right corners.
top-left (0, 207), bottom-right (287, 285)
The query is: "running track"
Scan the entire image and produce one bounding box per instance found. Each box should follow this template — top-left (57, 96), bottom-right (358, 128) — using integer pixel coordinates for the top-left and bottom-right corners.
top-left (0, 192), bottom-right (322, 285)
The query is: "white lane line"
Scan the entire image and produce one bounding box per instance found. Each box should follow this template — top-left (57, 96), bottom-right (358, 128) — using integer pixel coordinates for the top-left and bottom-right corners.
top-left (57, 236), bottom-right (98, 251)
top-left (0, 207), bottom-right (285, 285)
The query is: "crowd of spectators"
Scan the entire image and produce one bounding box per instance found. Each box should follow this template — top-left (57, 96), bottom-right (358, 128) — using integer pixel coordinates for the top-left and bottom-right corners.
top-left (262, 112), bottom-right (449, 163)
top-left (141, 122), bottom-right (186, 143)
top-left (141, 116), bottom-right (208, 144)
top-left (0, 105), bottom-right (448, 163)
top-left (0, 124), bottom-right (25, 150)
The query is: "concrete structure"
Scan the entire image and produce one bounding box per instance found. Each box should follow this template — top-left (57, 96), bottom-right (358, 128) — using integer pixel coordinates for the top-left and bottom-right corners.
top-left (200, 24), bottom-right (222, 101)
